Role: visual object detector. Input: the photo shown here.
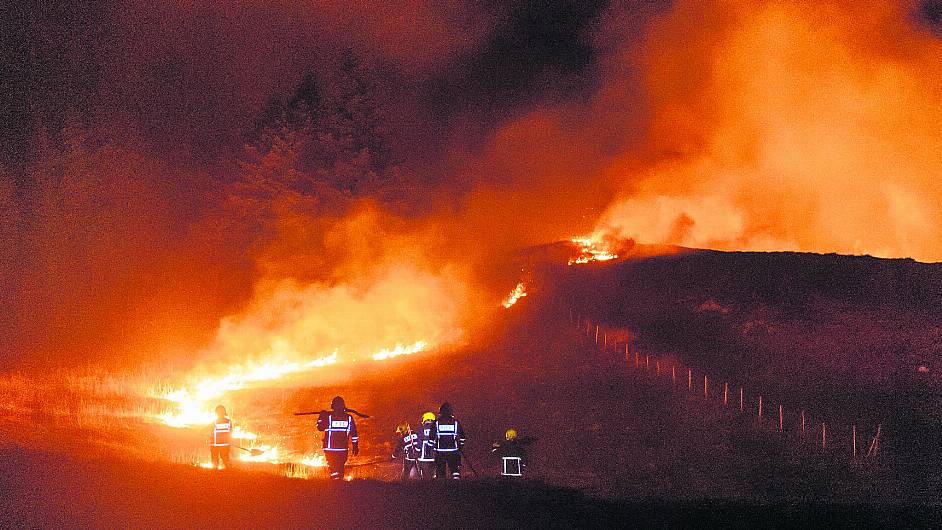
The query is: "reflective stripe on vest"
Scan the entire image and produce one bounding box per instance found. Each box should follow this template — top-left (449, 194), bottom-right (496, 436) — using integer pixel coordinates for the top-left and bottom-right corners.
top-left (213, 419), bottom-right (231, 446)
top-left (436, 420), bottom-right (459, 451)
top-left (325, 413), bottom-right (352, 450)
top-left (502, 457), bottom-right (522, 476)
top-left (402, 433), bottom-right (418, 459)
top-left (419, 427), bottom-right (435, 460)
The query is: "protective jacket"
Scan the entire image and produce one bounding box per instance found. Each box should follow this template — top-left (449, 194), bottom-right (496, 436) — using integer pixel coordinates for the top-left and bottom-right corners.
top-left (491, 437), bottom-right (535, 477)
top-left (417, 422), bottom-right (436, 462)
top-left (429, 416), bottom-right (465, 452)
top-left (212, 417), bottom-right (232, 446)
top-left (317, 411), bottom-right (359, 452)
top-left (395, 430), bottom-right (419, 460)
top-left (491, 437), bottom-right (534, 460)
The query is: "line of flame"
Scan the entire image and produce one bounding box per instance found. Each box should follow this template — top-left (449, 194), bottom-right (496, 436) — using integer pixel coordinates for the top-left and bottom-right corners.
top-left (156, 340), bottom-right (432, 428)
top-left (568, 236), bottom-right (618, 265)
top-left (371, 341), bottom-right (427, 361)
top-left (501, 283), bottom-right (528, 308)
top-left (156, 351), bottom-right (339, 428)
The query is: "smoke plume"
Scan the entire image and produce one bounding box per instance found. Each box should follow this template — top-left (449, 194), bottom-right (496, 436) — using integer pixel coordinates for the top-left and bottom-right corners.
top-left (587, 0), bottom-right (942, 261)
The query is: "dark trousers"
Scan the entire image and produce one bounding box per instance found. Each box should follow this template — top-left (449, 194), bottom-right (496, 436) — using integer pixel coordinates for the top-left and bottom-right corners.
top-left (210, 445), bottom-right (231, 469)
top-left (417, 460), bottom-right (435, 479)
top-left (325, 451), bottom-right (348, 480)
top-left (401, 458), bottom-right (418, 481)
top-left (435, 451), bottom-right (461, 479)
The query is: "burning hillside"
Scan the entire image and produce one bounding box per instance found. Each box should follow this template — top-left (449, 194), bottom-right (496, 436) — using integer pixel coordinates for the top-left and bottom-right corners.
top-left (581, 1), bottom-right (942, 261)
top-left (4, 0), bottom-right (942, 524)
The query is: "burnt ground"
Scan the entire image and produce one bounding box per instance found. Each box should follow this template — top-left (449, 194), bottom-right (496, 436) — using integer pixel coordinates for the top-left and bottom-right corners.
top-left (3, 249), bottom-right (942, 527)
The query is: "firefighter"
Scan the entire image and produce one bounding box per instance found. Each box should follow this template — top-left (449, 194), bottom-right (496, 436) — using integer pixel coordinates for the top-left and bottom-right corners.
top-left (491, 428), bottom-right (535, 477)
top-left (392, 422), bottom-right (419, 480)
top-left (416, 412), bottom-right (437, 479)
top-left (210, 404), bottom-right (232, 470)
top-left (316, 396), bottom-right (359, 480)
top-left (429, 402), bottom-right (465, 479)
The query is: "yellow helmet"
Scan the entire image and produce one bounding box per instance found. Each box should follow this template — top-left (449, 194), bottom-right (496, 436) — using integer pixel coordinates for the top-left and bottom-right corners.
top-left (505, 428), bottom-right (517, 441)
top-left (422, 412), bottom-right (436, 423)
top-left (396, 422), bottom-right (410, 434)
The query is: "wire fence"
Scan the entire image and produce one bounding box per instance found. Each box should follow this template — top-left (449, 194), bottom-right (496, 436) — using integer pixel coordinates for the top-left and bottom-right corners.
top-left (571, 312), bottom-right (883, 463)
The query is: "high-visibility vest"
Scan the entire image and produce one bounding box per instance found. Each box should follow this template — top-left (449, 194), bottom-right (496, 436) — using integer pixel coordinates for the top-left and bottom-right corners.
top-left (418, 425), bottom-right (436, 461)
top-left (323, 413), bottom-right (357, 451)
top-left (213, 418), bottom-right (232, 446)
top-left (502, 457), bottom-right (523, 476)
top-left (434, 419), bottom-right (463, 452)
top-left (401, 432), bottom-right (419, 460)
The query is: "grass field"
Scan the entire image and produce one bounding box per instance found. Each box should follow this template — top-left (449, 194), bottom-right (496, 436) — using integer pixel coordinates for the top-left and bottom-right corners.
top-left (2, 249), bottom-right (941, 526)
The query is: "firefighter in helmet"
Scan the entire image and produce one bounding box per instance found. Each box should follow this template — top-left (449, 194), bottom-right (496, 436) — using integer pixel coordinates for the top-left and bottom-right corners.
top-left (316, 396), bottom-right (359, 480)
top-left (429, 402), bottom-right (465, 479)
top-left (416, 412), bottom-right (437, 478)
top-left (392, 422), bottom-right (419, 480)
top-left (491, 427), bottom-right (535, 477)
top-left (210, 404), bottom-right (232, 470)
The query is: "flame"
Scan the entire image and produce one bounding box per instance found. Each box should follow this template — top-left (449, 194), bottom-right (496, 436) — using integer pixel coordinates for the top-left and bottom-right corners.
top-left (301, 453), bottom-right (327, 467)
top-left (501, 283), bottom-right (528, 308)
top-left (156, 339), bottom-right (436, 428)
top-left (155, 351), bottom-right (339, 428)
top-left (232, 426), bottom-right (257, 440)
top-left (568, 237), bottom-right (619, 265)
top-left (371, 341), bottom-right (427, 361)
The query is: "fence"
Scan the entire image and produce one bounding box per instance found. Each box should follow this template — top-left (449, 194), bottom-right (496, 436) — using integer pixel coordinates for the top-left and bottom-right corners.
top-left (572, 312), bottom-right (883, 462)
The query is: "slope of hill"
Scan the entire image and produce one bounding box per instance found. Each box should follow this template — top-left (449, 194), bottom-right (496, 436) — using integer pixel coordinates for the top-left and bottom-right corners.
top-left (557, 249), bottom-right (942, 469)
top-left (4, 248), bottom-right (941, 526)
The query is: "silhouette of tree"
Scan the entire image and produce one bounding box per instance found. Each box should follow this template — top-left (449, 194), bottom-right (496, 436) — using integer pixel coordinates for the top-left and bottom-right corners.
top-left (239, 51), bottom-right (408, 212)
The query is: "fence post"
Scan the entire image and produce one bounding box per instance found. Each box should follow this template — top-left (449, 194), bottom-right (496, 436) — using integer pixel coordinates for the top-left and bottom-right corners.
top-left (867, 424), bottom-right (882, 457)
top-left (758, 396), bottom-right (763, 419)
top-left (672, 365), bottom-right (676, 383)
top-left (704, 375), bottom-right (708, 398)
top-left (655, 361), bottom-right (660, 375)
top-left (739, 387), bottom-right (744, 412)
top-left (801, 410), bottom-right (805, 433)
top-left (822, 423), bottom-right (827, 450)
top-left (646, 355), bottom-right (650, 369)
top-left (779, 405), bottom-right (783, 432)
top-left (723, 383), bottom-right (728, 406)
top-left (635, 351), bottom-right (639, 369)
top-left (625, 344), bottom-right (630, 364)
top-left (688, 369), bottom-right (692, 390)
top-left (595, 325), bottom-right (599, 344)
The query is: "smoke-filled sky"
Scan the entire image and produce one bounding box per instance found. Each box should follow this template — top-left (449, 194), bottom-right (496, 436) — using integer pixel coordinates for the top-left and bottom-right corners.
top-left (3, 0), bottom-right (941, 370)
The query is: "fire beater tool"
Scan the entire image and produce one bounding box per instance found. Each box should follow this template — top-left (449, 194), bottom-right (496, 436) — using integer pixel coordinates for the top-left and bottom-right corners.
top-left (448, 414), bottom-right (480, 477)
top-left (458, 446), bottom-right (480, 476)
top-left (294, 408), bottom-right (371, 418)
top-left (345, 457), bottom-right (390, 469)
